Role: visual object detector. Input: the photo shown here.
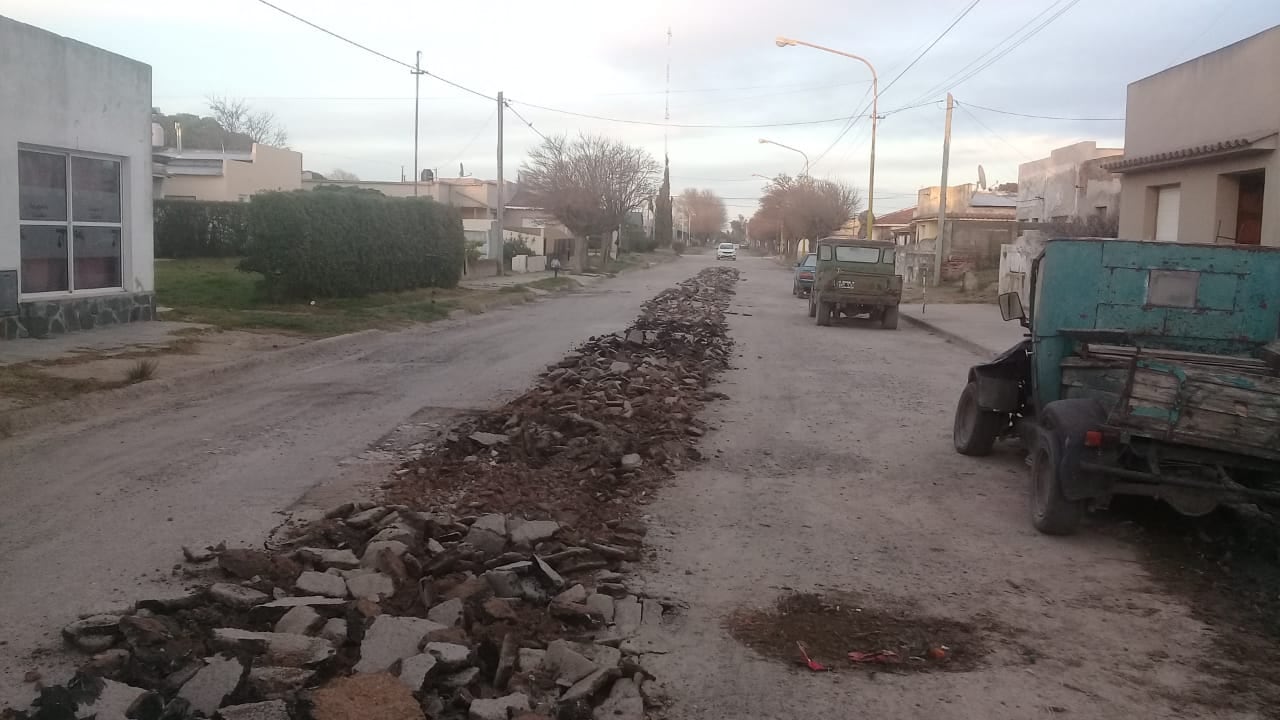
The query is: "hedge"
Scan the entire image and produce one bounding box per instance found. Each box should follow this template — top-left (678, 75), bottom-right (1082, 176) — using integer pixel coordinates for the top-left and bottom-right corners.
top-left (241, 191), bottom-right (466, 299)
top-left (154, 200), bottom-right (250, 258)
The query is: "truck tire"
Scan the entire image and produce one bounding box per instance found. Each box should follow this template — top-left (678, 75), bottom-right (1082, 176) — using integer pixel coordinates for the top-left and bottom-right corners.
top-left (817, 301), bottom-right (832, 326)
top-left (808, 294), bottom-right (817, 317)
top-left (953, 381), bottom-right (1003, 456)
top-left (1030, 399), bottom-right (1105, 535)
top-left (882, 305), bottom-right (900, 330)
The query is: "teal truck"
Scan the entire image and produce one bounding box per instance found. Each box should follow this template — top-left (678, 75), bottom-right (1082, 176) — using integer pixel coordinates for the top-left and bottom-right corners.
top-left (951, 238), bottom-right (1280, 535)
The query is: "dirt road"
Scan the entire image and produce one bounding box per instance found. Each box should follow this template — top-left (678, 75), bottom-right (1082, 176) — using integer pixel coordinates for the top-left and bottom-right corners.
top-left (637, 256), bottom-right (1239, 719)
top-left (0, 258), bottom-right (708, 709)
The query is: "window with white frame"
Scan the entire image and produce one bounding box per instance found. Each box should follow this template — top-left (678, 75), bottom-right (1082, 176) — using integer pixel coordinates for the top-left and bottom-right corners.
top-left (18, 148), bottom-right (124, 294)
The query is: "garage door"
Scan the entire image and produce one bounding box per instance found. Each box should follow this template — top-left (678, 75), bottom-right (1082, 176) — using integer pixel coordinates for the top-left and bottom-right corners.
top-left (1154, 185), bottom-right (1180, 242)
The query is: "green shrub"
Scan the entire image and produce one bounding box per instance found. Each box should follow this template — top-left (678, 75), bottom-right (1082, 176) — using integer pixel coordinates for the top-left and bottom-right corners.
top-left (622, 223), bottom-right (656, 253)
top-left (672, 240), bottom-right (686, 255)
top-left (504, 238), bottom-right (535, 266)
top-left (154, 200), bottom-right (250, 258)
top-left (242, 192), bottom-right (465, 299)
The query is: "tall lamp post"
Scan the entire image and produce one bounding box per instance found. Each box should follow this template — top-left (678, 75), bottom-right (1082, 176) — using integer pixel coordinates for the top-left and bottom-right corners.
top-left (775, 36), bottom-right (878, 237)
top-left (757, 138), bottom-right (809, 176)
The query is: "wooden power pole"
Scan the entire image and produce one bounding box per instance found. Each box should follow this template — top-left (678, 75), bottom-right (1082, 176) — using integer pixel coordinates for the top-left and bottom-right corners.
top-left (495, 91), bottom-right (504, 277)
top-left (932, 92), bottom-right (954, 287)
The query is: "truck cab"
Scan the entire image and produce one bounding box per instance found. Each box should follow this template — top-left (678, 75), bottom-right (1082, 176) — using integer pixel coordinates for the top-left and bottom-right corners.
top-left (807, 237), bottom-right (903, 329)
top-left (952, 238), bottom-right (1280, 535)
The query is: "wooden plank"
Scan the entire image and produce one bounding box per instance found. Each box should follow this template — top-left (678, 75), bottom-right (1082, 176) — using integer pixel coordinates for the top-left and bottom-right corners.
top-left (1087, 343), bottom-right (1269, 371)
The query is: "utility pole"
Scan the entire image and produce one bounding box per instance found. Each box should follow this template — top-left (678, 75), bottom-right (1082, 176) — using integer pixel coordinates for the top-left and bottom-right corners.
top-left (932, 92), bottom-right (954, 287)
top-left (412, 51), bottom-right (425, 197)
top-left (495, 90), bottom-right (505, 277)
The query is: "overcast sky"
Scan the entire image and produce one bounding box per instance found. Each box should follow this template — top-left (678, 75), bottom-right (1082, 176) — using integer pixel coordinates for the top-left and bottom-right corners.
top-left (8, 0), bottom-right (1280, 215)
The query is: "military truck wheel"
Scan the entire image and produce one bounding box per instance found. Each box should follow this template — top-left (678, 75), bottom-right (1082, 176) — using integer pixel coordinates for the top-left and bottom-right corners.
top-left (808, 295), bottom-right (817, 317)
top-left (882, 305), bottom-right (900, 329)
top-left (816, 301), bottom-right (832, 326)
top-left (953, 382), bottom-right (1002, 456)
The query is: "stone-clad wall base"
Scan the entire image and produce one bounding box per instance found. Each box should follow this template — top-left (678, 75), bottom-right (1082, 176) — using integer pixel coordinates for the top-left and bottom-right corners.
top-left (0, 292), bottom-right (156, 340)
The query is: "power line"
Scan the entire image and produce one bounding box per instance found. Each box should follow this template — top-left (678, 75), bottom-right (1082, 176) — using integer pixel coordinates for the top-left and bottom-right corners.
top-left (506, 98), bottom-right (854, 129)
top-left (810, 0), bottom-right (983, 169)
top-left (957, 100), bottom-right (1123, 122)
top-left (956, 103), bottom-right (1031, 160)
top-left (440, 109), bottom-right (497, 168)
top-left (505, 102), bottom-right (548, 142)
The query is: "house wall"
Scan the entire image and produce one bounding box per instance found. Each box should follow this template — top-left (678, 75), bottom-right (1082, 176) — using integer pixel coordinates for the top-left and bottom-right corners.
top-left (1016, 141), bottom-right (1123, 222)
top-left (221, 144), bottom-right (302, 200)
top-left (0, 16), bottom-right (155, 338)
top-left (1116, 26), bottom-right (1280, 245)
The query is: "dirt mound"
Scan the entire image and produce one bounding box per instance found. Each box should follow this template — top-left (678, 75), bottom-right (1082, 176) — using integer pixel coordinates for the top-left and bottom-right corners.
top-left (725, 592), bottom-right (995, 673)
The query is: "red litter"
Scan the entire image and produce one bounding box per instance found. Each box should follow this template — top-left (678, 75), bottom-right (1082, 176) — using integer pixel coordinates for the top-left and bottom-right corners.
top-left (797, 642), bottom-right (827, 671)
top-left (848, 650), bottom-right (900, 664)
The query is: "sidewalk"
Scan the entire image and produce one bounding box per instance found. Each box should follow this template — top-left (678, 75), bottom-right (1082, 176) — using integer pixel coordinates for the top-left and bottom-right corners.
top-left (899, 302), bottom-right (1025, 358)
top-left (458, 269), bottom-right (559, 289)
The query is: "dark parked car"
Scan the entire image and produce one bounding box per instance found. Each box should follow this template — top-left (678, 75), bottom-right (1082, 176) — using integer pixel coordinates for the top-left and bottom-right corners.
top-left (792, 253), bottom-right (817, 297)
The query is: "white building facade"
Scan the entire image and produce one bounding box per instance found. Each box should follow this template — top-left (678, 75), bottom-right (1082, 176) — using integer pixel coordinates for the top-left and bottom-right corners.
top-left (1, 16), bottom-right (156, 339)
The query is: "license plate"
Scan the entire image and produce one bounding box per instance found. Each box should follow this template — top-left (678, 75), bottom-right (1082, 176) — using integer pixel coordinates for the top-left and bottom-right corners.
top-left (837, 280), bottom-right (856, 289)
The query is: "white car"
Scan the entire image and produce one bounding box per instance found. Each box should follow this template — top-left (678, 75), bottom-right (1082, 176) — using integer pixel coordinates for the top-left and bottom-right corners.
top-left (716, 242), bottom-right (738, 261)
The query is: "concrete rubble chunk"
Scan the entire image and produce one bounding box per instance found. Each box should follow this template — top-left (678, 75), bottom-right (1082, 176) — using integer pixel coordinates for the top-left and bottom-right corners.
top-left (246, 666), bottom-right (313, 699)
top-left (619, 453), bottom-right (643, 470)
top-left (75, 679), bottom-right (147, 720)
top-left (494, 633), bottom-right (519, 690)
top-left (426, 538), bottom-right (446, 555)
top-left (439, 666), bottom-right (480, 689)
top-left (469, 432), bottom-right (510, 447)
top-left (484, 569), bottom-right (523, 599)
top-left (641, 598), bottom-right (664, 626)
top-left (346, 571), bottom-right (396, 601)
top-left (369, 524), bottom-right (417, 546)
top-left (360, 540), bottom-right (410, 568)
top-left (212, 629), bottom-right (335, 667)
top-left (258, 596), bottom-right (348, 609)
top-left (311, 673), bottom-right (425, 720)
top-left (517, 648), bottom-right (546, 673)
top-left (469, 692), bottom-right (530, 720)
top-left (274, 605), bottom-right (322, 635)
top-left (471, 513), bottom-right (508, 535)
top-left (533, 556), bottom-right (564, 589)
top-left (427, 597), bottom-right (464, 627)
top-left (609, 361), bottom-right (631, 374)
top-left (319, 618), bottom-right (348, 645)
top-left (559, 667), bottom-right (616, 704)
top-left (183, 545), bottom-right (218, 563)
top-left (554, 584), bottom-right (588, 605)
top-left (464, 528), bottom-right (507, 558)
top-left (397, 652), bottom-right (438, 692)
top-left (544, 640), bottom-right (599, 686)
top-left (424, 641), bottom-right (472, 670)
top-left (355, 616), bottom-right (446, 674)
top-left (591, 677), bottom-right (643, 720)
top-left (210, 583), bottom-right (270, 610)
top-left (613, 596), bottom-right (642, 637)
top-left (62, 614), bottom-right (121, 640)
top-left (178, 656), bottom-right (244, 717)
top-left (345, 506), bottom-right (392, 529)
top-left (295, 571), bottom-right (349, 599)
top-left (509, 520), bottom-right (560, 546)
top-left (585, 594), bottom-right (615, 624)
top-left (300, 547), bottom-right (361, 570)
top-left (217, 699), bottom-right (290, 720)
top-left (585, 644), bottom-right (621, 670)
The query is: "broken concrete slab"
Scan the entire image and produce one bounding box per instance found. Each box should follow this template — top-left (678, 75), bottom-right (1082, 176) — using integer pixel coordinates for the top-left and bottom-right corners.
top-left (469, 692), bottom-right (530, 720)
top-left (299, 547), bottom-right (361, 570)
top-left (613, 596), bottom-right (642, 636)
top-left (178, 656), bottom-right (244, 717)
top-left (354, 616), bottom-right (446, 674)
top-left (518, 648), bottom-right (546, 673)
top-left (369, 524), bottom-right (417, 546)
top-left (544, 640), bottom-right (599, 686)
top-left (591, 677), bottom-right (642, 720)
top-left (73, 678), bottom-right (147, 720)
top-left (217, 699), bottom-right (290, 720)
top-left (211, 629), bottom-right (335, 667)
top-left (484, 568), bottom-right (523, 599)
top-left (619, 453), bottom-right (643, 470)
top-left (345, 571), bottom-right (396, 601)
top-left (554, 584), bottom-right (588, 605)
top-left (424, 641), bottom-right (471, 670)
top-left (641, 598), bottom-right (663, 626)
top-left (559, 667), bottom-right (617, 704)
top-left (360, 540), bottom-right (409, 568)
top-left (273, 606), bottom-right (322, 635)
top-left (469, 432), bottom-right (510, 447)
top-left (209, 583), bottom-right (270, 610)
top-left (319, 618), bottom-right (348, 645)
top-left (509, 520), bottom-right (559, 546)
top-left (533, 556), bottom-right (564, 589)
top-left (294, 571), bottom-right (349, 599)
top-left (246, 667), bottom-right (313, 699)
top-left (439, 666), bottom-right (480, 690)
top-left (344, 506), bottom-right (392, 529)
top-left (426, 597), bottom-right (464, 627)
top-left (257, 596), bottom-right (348, 610)
top-left (464, 528), bottom-right (507, 557)
top-left (397, 652), bottom-right (438, 692)
top-left (585, 594), bottom-right (615, 624)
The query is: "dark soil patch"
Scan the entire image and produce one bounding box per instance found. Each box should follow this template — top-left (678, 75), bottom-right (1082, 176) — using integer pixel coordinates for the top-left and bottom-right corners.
top-left (725, 592), bottom-right (995, 673)
top-left (1095, 498), bottom-right (1280, 712)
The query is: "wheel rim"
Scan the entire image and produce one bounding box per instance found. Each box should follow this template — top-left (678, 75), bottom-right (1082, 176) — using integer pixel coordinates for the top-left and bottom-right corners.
top-left (955, 391), bottom-right (975, 445)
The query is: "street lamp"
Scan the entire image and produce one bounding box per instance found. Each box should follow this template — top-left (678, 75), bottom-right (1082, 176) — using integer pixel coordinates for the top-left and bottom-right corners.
top-left (757, 138), bottom-right (809, 177)
top-left (775, 35), bottom-right (878, 237)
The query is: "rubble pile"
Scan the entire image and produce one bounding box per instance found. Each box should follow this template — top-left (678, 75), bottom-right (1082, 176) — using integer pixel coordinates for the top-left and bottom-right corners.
top-left (6, 268), bottom-right (739, 720)
top-left (389, 266), bottom-right (741, 534)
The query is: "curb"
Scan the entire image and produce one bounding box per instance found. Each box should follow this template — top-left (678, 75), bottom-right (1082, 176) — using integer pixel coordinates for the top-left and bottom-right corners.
top-left (900, 312), bottom-right (999, 360)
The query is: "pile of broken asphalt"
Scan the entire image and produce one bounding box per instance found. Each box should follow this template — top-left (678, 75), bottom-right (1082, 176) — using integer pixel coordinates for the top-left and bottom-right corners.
top-left (4, 266), bottom-right (740, 720)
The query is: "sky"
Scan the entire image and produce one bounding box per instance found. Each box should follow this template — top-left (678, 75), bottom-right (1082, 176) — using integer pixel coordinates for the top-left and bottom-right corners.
top-left (7, 0), bottom-right (1280, 216)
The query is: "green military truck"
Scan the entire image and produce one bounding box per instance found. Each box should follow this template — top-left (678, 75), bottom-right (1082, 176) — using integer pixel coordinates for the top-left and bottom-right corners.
top-left (806, 237), bottom-right (903, 329)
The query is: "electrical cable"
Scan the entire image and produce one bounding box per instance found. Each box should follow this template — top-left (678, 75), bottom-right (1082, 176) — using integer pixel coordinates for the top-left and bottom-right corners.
top-left (956, 103), bottom-right (1031, 160)
top-left (505, 102), bottom-right (549, 142)
top-left (504, 99), bottom-right (854, 129)
top-left (956, 100), bottom-right (1122, 122)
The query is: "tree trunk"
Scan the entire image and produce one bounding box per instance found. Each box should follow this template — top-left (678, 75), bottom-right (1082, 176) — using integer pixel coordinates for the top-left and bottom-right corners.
top-left (573, 236), bottom-right (587, 273)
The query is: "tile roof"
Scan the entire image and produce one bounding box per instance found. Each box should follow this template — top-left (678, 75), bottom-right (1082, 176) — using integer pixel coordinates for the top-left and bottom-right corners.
top-left (873, 207), bottom-right (916, 226)
top-left (1103, 134), bottom-right (1277, 172)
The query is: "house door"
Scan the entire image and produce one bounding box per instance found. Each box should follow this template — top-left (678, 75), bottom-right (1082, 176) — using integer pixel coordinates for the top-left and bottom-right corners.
top-left (1235, 171), bottom-right (1265, 245)
top-left (1154, 185), bottom-right (1180, 242)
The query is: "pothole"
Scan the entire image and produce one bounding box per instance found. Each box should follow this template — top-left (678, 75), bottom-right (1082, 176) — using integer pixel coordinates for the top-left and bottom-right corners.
top-left (725, 591), bottom-right (1003, 673)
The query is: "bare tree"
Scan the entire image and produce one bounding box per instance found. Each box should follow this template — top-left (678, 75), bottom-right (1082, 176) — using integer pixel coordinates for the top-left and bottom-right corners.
top-left (519, 134), bottom-right (660, 271)
top-left (328, 168), bottom-right (360, 182)
top-left (750, 175), bottom-right (862, 259)
top-left (677, 188), bottom-right (728, 244)
top-left (207, 95), bottom-right (289, 147)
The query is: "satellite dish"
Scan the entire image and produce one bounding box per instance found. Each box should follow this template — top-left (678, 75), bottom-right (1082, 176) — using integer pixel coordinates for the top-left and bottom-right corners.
top-left (977, 164), bottom-right (988, 190)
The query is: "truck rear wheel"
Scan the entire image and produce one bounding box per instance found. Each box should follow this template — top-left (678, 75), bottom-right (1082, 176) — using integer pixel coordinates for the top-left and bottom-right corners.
top-left (953, 381), bottom-right (1003, 456)
top-left (816, 301), bottom-right (832, 326)
top-left (808, 294), bottom-right (817, 317)
top-left (882, 305), bottom-right (899, 329)
top-left (1030, 400), bottom-right (1104, 535)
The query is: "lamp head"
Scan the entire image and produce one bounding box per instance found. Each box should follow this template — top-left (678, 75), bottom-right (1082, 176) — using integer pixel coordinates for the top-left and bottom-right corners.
top-left (775, 36), bottom-right (797, 48)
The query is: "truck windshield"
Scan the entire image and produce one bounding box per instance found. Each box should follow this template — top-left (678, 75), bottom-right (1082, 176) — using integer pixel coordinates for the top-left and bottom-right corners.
top-left (834, 246), bottom-right (882, 263)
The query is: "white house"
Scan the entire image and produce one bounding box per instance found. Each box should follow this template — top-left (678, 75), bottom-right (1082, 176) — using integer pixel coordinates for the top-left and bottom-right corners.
top-left (1, 16), bottom-right (155, 339)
